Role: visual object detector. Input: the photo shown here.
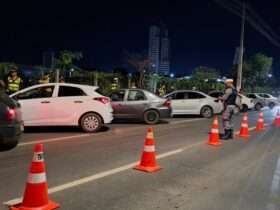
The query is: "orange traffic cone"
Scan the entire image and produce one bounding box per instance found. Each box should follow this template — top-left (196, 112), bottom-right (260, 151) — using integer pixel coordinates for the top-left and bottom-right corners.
top-left (274, 110), bottom-right (280, 127)
top-left (255, 112), bottom-right (265, 131)
top-left (207, 115), bottom-right (222, 146)
top-left (134, 127), bottom-right (161, 173)
top-left (238, 113), bottom-right (250, 138)
top-left (9, 144), bottom-right (59, 210)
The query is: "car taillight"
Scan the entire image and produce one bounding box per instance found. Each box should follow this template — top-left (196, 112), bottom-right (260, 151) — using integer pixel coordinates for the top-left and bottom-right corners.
top-left (164, 99), bottom-right (171, 108)
top-left (7, 107), bottom-right (16, 122)
top-left (94, 97), bottom-right (110, 104)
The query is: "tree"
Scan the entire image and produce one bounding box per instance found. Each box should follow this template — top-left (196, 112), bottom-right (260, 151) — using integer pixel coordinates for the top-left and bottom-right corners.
top-left (126, 53), bottom-right (149, 89)
top-left (231, 53), bottom-right (273, 91)
top-left (55, 51), bottom-right (83, 78)
top-left (192, 66), bottom-right (220, 81)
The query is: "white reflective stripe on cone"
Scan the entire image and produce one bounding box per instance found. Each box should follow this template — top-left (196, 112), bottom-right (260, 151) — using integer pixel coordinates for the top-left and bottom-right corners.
top-left (144, 145), bottom-right (155, 152)
top-left (241, 123), bottom-right (248, 128)
top-left (259, 119), bottom-right (264, 122)
top-left (244, 117), bottom-right (248, 121)
top-left (213, 120), bottom-right (218, 125)
top-left (27, 173), bottom-right (46, 184)
top-left (32, 152), bottom-right (44, 162)
top-left (146, 133), bottom-right (154, 139)
top-left (211, 128), bottom-right (219, 134)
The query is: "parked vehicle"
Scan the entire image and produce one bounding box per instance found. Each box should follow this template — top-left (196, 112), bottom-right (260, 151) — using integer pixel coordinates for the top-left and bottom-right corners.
top-left (208, 90), bottom-right (254, 112)
top-left (245, 93), bottom-right (266, 110)
top-left (256, 93), bottom-right (279, 109)
top-left (110, 89), bottom-right (171, 124)
top-left (0, 91), bottom-right (22, 150)
top-left (164, 90), bottom-right (223, 118)
top-left (11, 83), bottom-right (113, 132)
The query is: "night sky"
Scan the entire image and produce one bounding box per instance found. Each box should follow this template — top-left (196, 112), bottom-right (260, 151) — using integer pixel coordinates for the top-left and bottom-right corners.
top-left (0, 0), bottom-right (279, 75)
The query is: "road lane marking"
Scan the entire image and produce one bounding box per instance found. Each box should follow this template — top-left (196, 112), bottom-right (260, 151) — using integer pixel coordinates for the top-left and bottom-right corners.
top-left (4, 124), bottom-right (270, 206)
top-left (18, 118), bottom-right (205, 147)
top-left (3, 147), bottom-right (186, 206)
top-left (18, 134), bottom-right (92, 146)
top-left (266, 156), bottom-right (280, 210)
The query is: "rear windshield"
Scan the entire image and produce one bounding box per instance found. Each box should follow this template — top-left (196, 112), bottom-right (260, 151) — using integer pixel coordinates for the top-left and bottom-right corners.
top-left (0, 92), bottom-right (17, 108)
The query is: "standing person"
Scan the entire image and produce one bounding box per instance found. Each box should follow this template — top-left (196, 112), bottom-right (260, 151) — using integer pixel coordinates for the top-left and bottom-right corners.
top-left (219, 79), bottom-right (238, 140)
top-left (38, 73), bottom-right (50, 84)
top-left (6, 67), bottom-right (23, 95)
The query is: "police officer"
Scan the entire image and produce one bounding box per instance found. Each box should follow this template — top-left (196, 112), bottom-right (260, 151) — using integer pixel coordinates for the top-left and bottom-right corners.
top-left (219, 79), bottom-right (238, 140)
top-left (6, 67), bottom-right (22, 95)
top-left (39, 73), bottom-right (50, 84)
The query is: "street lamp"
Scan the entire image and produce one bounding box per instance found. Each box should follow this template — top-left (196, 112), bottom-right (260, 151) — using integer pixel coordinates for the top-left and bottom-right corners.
top-left (170, 73), bottom-right (175, 78)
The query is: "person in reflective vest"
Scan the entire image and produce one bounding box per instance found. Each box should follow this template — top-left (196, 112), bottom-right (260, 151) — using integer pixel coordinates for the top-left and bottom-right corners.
top-left (39, 73), bottom-right (50, 84)
top-left (6, 67), bottom-right (22, 95)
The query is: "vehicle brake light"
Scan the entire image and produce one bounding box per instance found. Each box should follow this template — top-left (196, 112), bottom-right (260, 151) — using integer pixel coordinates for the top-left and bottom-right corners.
top-left (164, 99), bottom-right (171, 108)
top-left (94, 97), bottom-right (110, 104)
top-left (7, 107), bottom-right (16, 122)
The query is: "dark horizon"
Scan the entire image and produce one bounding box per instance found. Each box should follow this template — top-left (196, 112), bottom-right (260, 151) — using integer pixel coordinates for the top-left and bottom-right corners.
top-left (0, 0), bottom-right (279, 76)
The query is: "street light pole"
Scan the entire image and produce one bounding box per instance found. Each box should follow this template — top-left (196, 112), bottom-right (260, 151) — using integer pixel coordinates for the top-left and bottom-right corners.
top-left (236, 2), bottom-right (246, 91)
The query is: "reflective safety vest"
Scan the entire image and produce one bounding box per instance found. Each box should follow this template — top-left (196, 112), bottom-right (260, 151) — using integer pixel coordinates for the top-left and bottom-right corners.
top-left (7, 76), bottom-right (21, 93)
top-left (39, 78), bottom-right (49, 84)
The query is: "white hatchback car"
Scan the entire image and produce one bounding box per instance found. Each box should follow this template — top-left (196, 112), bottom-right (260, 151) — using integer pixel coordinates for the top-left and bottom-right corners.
top-left (11, 83), bottom-right (113, 132)
top-left (164, 90), bottom-right (223, 118)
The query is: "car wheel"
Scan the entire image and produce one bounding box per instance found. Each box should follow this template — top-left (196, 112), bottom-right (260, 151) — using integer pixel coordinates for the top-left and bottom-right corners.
top-left (255, 103), bottom-right (262, 111)
top-left (200, 106), bottom-right (213, 118)
top-left (0, 141), bottom-right (18, 151)
top-left (80, 113), bottom-right (102, 133)
top-left (269, 103), bottom-right (275, 109)
top-left (143, 110), bottom-right (160, 124)
top-left (241, 104), bottom-right (248, 112)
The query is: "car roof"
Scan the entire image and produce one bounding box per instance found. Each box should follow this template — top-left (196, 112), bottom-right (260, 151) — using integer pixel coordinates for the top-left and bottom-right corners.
top-left (10, 83), bottom-right (99, 97)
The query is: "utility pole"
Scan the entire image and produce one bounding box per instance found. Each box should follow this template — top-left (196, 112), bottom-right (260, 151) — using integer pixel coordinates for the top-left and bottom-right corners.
top-left (236, 2), bottom-right (246, 91)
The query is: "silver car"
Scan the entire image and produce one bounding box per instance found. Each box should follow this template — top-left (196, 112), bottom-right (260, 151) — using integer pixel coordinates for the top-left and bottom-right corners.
top-left (110, 89), bottom-right (172, 124)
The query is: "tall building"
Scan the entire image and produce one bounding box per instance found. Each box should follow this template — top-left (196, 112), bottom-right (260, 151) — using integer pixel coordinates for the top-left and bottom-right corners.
top-left (159, 29), bottom-right (170, 75)
top-left (148, 25), bottom-right (170, 75)
top-left (148, 26), bottom-right (161, 74)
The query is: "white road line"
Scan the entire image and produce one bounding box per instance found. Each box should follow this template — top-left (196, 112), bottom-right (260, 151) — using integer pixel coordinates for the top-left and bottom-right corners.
top-left (4, 148), bottom-right (185, 206)
top-left (5, 123), bottom-right (270, 206)
top-left (18, 134), bottom-right (92, 146)
top-left (266, 156), bottom-right (280, 210)
top-left (170, 118), bottom-right (204, 125)
top-left (18, 118), bottom-right (204, 147)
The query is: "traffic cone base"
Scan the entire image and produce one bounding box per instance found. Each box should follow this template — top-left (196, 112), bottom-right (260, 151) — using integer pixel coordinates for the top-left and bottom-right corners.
top-left (134, 128), bottom-right (161, 173)
top-left (207, 141), bottom-right (222, 146)
top-left (134, 165), bottom-right (161, 173)
top-left (10, 200), bottom-right (59, 210)
top-left (207, 116), bottom-right (222, 147)
top-left (9, 144), bottom-right (60, 210)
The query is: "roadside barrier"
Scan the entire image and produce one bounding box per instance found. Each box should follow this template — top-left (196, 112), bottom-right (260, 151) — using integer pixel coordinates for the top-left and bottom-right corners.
top-left (238, 113), bottom-right (250, 138)
top-left (8, 144), bottom-right (59, 210)
top-left (134, 127), bottom-right (161, 173)
top-left (207, 115), bottom-right (222, 146)
top-left (255, 112), bottom-right (265, 131)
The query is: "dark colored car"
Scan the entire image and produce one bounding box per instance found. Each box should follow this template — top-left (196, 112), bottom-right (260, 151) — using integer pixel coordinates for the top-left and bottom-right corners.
top-left (110, 89), bottom-right (172, 124)
top-left (0, 91), bottom-right (22, 150)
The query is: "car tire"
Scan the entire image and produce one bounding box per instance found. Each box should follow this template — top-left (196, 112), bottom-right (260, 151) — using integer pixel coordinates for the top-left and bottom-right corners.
top-left (79, 113), bottom-right (102, 133)
top-left (0, 140), bottom-right (18, 151)
top-left (200, 106), bottom-right (213, 118)
top-left (269, 102), bottom-right (275, 109)
top-left (143, 110), bottom-right (160, 124)
top-left (255, 103), bottom-right (262, 111)
top-left (241, 104), bottom-right (248, 112)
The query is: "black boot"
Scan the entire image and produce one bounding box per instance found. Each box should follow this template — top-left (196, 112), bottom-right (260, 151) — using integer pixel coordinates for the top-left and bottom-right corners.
top-left (229, 129), bottom-right (234, 139)
top-left (221, 129), bottom-right (232, 140)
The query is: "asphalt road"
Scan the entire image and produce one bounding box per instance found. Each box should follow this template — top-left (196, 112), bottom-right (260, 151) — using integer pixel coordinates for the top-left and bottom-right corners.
top-left (1, 108), bottom-right (280, 210)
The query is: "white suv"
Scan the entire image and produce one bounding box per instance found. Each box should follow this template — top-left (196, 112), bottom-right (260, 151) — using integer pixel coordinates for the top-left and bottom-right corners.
top-left (11, 83), bottom-right (113, 132)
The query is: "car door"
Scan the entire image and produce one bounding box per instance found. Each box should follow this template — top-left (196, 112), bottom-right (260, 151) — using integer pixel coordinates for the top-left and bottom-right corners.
top-left (51, 85), bottom-right (89, 125)
top-left (124, 90), bottom-right (148, 118)
top-left (169, 92), bottom-right (188, 114)
top-left (12, 85), bottom-right (56, 126)
top-left (110, 90), bottom-right (130, 118)
top-left (184, 92), bottom-right (206, 114)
